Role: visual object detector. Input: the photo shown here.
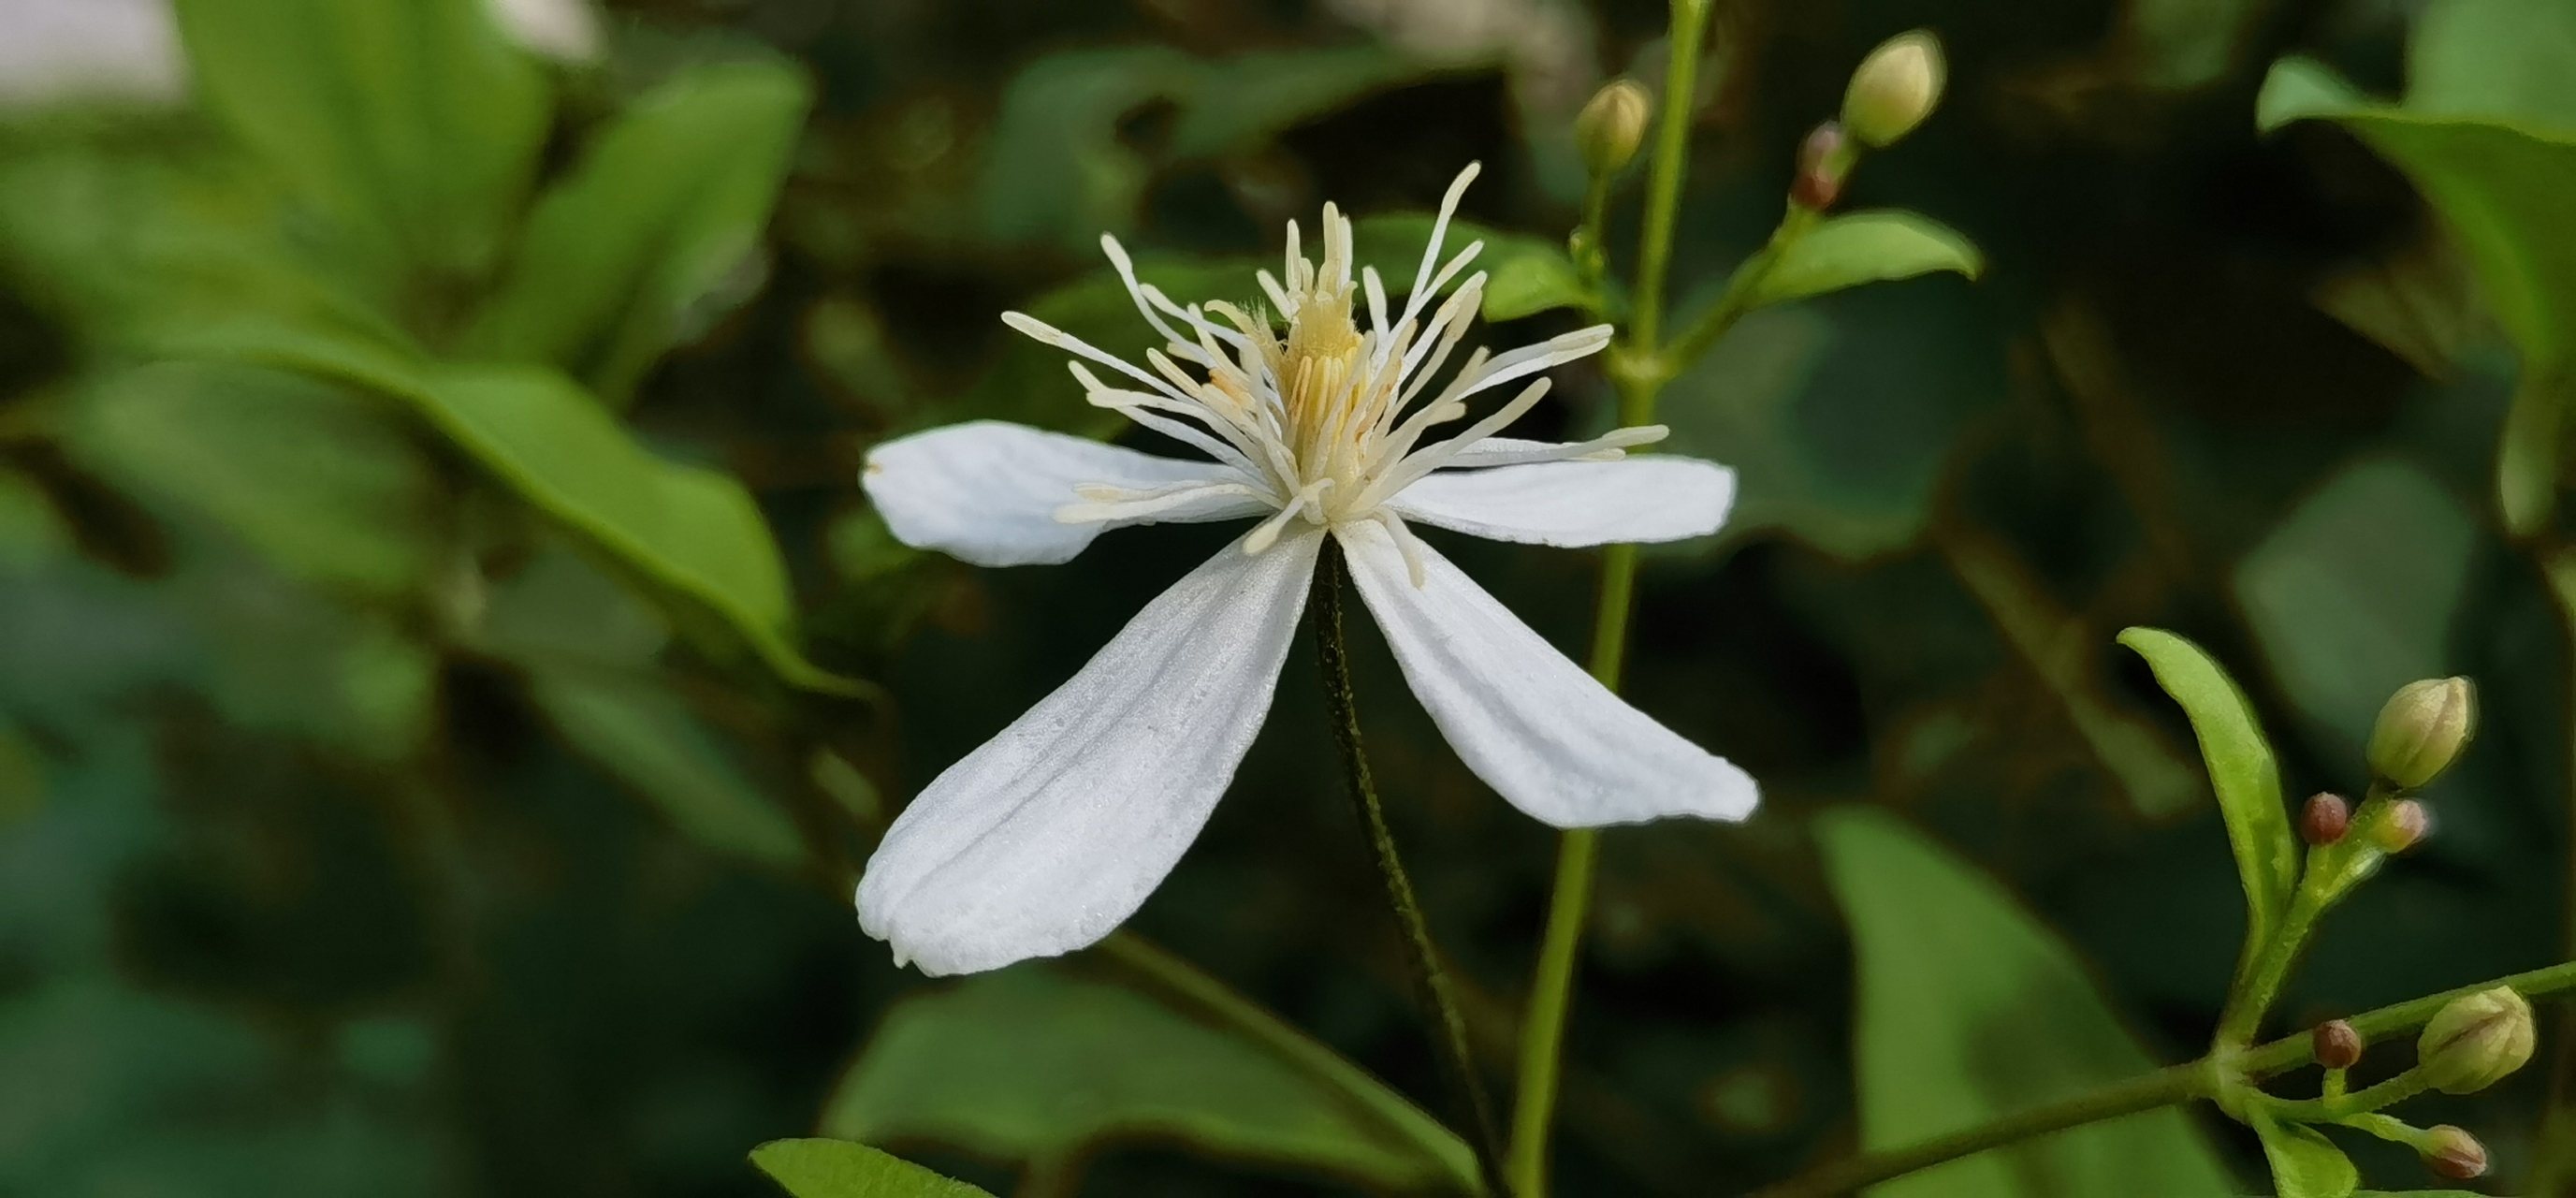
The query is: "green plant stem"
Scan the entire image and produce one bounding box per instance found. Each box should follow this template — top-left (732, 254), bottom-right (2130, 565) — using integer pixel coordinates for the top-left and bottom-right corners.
top-left (2537, 547), bottom-right (2576, 1195)
top-left (2252, 1067), bottom-right (2435, 1124)
top-left (1312, 541), bottom-right (1507, 1193)
top-left (1754, 958), bottom-right (2576, 1197)
top-left (1749, 1061), bottom-right (2220, 1198)
top-left (1625, 0), bottom-right (1710, 357)
top-left (2213, 790), bottom-right (2396, 1051)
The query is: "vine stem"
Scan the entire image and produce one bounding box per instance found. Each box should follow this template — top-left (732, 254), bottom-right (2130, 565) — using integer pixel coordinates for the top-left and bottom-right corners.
top-left (1751, 957), bottom-right (2576, 1198)
top-left (1311, 538), bottom-right (1508, 1192)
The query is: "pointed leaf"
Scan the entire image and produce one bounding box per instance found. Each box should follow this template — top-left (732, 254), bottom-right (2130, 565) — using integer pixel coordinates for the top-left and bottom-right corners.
top-left (750, 1139), bottom-right (993, 1198)
top-left (1748, 211), bottom-right (1985, 309)
top-left (2251, 1113), bottom-right (2358, 1198)
top-left (820, 964), bottom-right (1479, 1194)
top-left (2117, 628), bottom-right (2295, 951)
top-left (464, 60), bottom-right (813, 406)
top-left (1818, 808), bottom-right (2238, 1198)
top-left (170, 0), bottom-right (548, 279)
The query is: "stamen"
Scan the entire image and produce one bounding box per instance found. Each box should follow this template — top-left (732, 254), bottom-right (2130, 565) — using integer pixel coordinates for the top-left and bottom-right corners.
top-left (1243, 478), bottom-right (1332, 554)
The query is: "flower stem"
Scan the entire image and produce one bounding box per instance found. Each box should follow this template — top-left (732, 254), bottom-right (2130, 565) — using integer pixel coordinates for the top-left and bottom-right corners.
top-left (1753, 957), bottom-right (2576, 1197)
top-left (1311, 539), bottom-right (1507, 1192)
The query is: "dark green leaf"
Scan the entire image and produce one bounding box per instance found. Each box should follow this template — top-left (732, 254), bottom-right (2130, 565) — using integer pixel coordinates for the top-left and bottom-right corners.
top-left (2409, 0), bottom-right (2576, 133)
top-left (2117, 628), bottom-right (2295, 951)
top-left (2250, 1113), bottom-right (2358, 1198)
top-left (530, 673), bottom-right (806, 868)
top-left (749, 1139), bottom-right (993, 1198)
top-left (170, 0), bottom-right (549, 279)
top-left (819, 965), bottom-right (1478, 1194)
top-left (2232, 458), bottom-right (2473, 748)
top-left (1748, 211), bottom-right (1984, 309)
top-left (1817, 808), bottom-right (2239, 1198)
top-left (1349, 213), bottom-right (1596, 322)
top-left (464, 60), bottom-right (813, 406)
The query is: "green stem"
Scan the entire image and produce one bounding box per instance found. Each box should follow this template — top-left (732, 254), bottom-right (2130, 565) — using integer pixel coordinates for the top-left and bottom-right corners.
top-left (2253, 1067), bottom-right (2435, 1123)
top-left (1313, 540), bottom-right (1507, 1192)
top-left (2214, 791), bottom-right (2397, 1051)
top-left (1626, 0), bottom-right (1710, 356)
top-left (1753, 958), bottom-right (2576, 1198)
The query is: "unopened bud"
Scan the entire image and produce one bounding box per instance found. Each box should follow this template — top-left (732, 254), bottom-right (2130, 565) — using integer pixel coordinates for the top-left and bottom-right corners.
top-left (1575, 80), bottom-right (1652, 177)
top-left (2416, 986), bottom-right (2535, 1095)
top-left (1841, 30), bottom-right (1945, 148)
top-left (2312, 1019), bottom-right (2363, 1070)
top-left (2421, 1125), bottom-right (2488, 1180)
top-left (2374, 798), bottom-right (2429, 853)
top-left (2367, 677), bottom-right (2475, 790)
top-left (2299, 793), bottom-right (2350, 845)
top-left (1793, 122), bottom-right (1847, 210)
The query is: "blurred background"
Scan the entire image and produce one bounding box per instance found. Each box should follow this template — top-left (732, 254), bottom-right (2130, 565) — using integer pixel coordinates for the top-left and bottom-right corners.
top-left (0, 0), bottom-right (2561, 1194)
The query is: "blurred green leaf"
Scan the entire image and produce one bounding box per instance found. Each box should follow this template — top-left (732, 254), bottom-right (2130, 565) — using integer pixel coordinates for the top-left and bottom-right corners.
top-left (750, 1139), bottom-right (993, 1197)
top-left (2233, 459), bottom-right (2474, 749)
top-left (820, 965), bottom-right (1479, 1194)
top-left (2117, 628), bottom-right (2295, 951)
top-left (1816, 808), bottom-right (2239, 1198)
top-left (169, 0), bottom-right (549, 280)
top-left (156, 319), bottom-right (860, 694)
top-left (67, 362), bottom-right (436, 598)
top-left (2250, 1113), bottom-right (2357, 1198)
top-left (954, 256), bottom-right (1261, 438)
top-left (1749, 212), bottom-right (1984, 310)
top-left (530, 673), bottom-right (806, 868)
top-left (464, 60), bottom-right (812, 407)
top-left (980, 46), bottom-right (1420, 249)
top-left (2409, 0), bottom-right (2576, 133)
top-left (1350, 213), bottom-right (1596, 321)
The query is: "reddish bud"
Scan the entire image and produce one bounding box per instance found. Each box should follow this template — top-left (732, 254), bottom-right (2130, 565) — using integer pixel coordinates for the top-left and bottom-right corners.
top-left (2376, 799), bottom-right (2430, 853)
top-left (2312, 1019), bottom-right (2362, 1070)
top-left (2299, 793), bottom-right (2350, 845)
top-left (2422, 1125), bottom-right (2488, 1180)
top-left (1794, 122), bottom-right (1847, 210)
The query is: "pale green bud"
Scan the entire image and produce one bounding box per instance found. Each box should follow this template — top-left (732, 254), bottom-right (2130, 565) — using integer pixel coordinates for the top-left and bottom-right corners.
top-left (2367, 677), bottom-right (2476, 790)
top-left (1841, 30), bottom-right (1945, 148)
top-left (2416, 986), bottom-right (2535, 1095)
top-left (2421, 1125), bottom-right (2488, 1180)
top-left (1575, 80), bottom-right (1652, 177)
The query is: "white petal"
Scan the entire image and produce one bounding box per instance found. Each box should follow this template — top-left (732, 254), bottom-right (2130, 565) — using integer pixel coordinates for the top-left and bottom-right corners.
top-left (1389, 457), bottom-right (1737, 547)
top-left (1440, 428), bottom-right (1667, 468)
top-left (1337, 519), bottom-right (1756, 827)
top-left (863, 420), bottom-right (1269, 567)
top-left (857, 528), bottom-right (1323, 974)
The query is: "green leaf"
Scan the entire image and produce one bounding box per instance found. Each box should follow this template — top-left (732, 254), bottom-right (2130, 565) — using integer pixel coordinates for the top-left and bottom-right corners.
top-left (2233, 458), bottom-right (2475, 749)
top-left (1817, 808), bottom-right (2240, 1198)
top-left (749, 1139), bottom-right (993, 1198)
top-left (2116, 628), bottom-right (2295, 953)
top-left (464, 60), bottom-right (813, 407)
top-left (66, 362), bottom-right (437, 599)
top-left (170, 0), bottom-right (549, 279)
top-left (819, 965), bottom-right (1478, 1194)
top-left (156, 319), bottom-right (861, 694)
top-left (1749, 212), bottom-right (1985, 309)
top-left (2250, 1113), bottom-right (2358, 1198)
top-left (1349, 214), bottom-right (1597, 322)
top-left (2409, 0), bottom-right (2576, 133)
top-left (951, 256), bottom-right (1262, 438)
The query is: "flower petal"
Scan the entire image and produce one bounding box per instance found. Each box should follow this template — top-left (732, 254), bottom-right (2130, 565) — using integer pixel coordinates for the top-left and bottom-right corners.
top-left (857, 528), bottom-right (1323, 974)
top-left (1389, 457), bottom-right (1737, 547)
top-left (863, 420), bottom-right (1269, 567)
top-left (1337, 519), bottom-right (1756, 826)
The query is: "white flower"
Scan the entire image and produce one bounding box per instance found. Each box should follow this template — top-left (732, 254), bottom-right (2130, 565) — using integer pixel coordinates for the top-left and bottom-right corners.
top-left (857, 163), bottom-right (1757, 976)
top-left (0, 0), bottom-right (185, 109)
top-left (486, 0), bottom-right (602, 63)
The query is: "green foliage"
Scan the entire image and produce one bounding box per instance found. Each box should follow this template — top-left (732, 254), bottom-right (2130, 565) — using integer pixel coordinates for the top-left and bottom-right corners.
top-left (463, 60), bottom-right (812, 406)
top-left (169, 0), bottom-right (548, 281)
top-left (2118, 629), bottom-right (2296, 953)
top-left (819, 965), bottom-right (1480, 1193)
top-left (2234, 460), bottom-right (2474, 750)
top-left (2249, 1113), bottom-right (2358, 1198)
top-left (750, 1139), bottom-right (996, 1197)
top-left (956, 256), bottom-right (1262, 438)
top-left (1350, 213), bottom-right (1598, 321)
top-left (1746, 212), bottom-right (1985, 310)
top-left (1817, 808), bottom-right (2239, 1197)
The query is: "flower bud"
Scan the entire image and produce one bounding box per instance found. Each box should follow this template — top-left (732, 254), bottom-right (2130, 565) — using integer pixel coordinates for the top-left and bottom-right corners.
top-left (1575, 80), bottom-right (1652, 177)
top-left (1793, 122), bottom-right (1847, 210)
top-left (2366, 677), bottom-right (2475, 790)
top-left (1841, 30), bottom-right (1945, 148)
top-left (2374, 798), bottom-right (2429, 854)
top-left (2312, 1019), bottom-right (2363, 1070)
top-left (2416, 986), bottom-right (2535, 1095)
top-left (2299, 793), bottom-right (2350, 845)
top-left (2420, 1125), bottom-right (2488, 1180)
